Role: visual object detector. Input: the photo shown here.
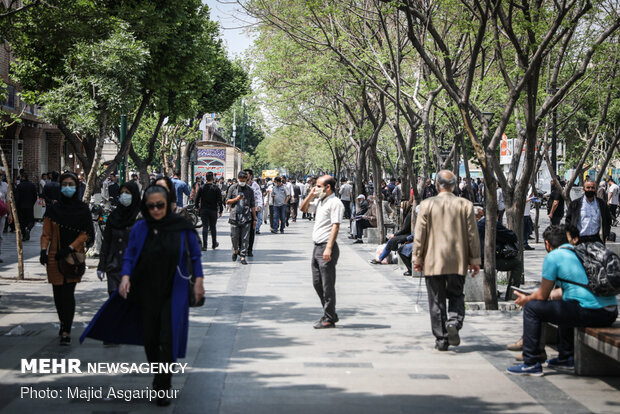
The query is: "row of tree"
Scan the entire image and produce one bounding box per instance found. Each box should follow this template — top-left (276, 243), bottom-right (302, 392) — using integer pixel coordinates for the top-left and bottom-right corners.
top-left (242, 0), bottom-right (620, 308)
top-left (0, 0), bottom-right (250, 279)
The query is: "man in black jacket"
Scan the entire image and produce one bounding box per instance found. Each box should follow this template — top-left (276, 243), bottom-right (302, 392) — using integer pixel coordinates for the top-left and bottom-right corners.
top-left (196, 172), bottom-right (223, 251)
top-left (565, 179), bottom-right (611, 244)
top-left (15, 173), bottom-right (38, 241)
top-left (476, 206), bottom-right (523, 298)
top-left (370, 207), bottom-right (413, 265)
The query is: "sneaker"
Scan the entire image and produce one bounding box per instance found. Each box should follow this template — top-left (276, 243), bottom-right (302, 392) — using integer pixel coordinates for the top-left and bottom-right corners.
top-left (506, 337), bottom-right (523, 351)
top-left (240, 257), bottom-right (248, 265)
top-left (403, 270), bottom-right (412, 276)
top-left (446, 323), bottom-right (460, 346)
top-left (232, 252), bottom-right (238, 262)
top-left (369, 259), bottom-right (381, 264)
top-left (506, 362), bottom-right (543, 376)
top-left (60, 335), bottom-right (71, 346)
top-left (545, 356), bottom-right (574, 370)
top-left (353, 239), bottom-right (363, 244)
top-left (435, 340), bottom-right (449, 351)
top-left (313, 319), bottom-right (335, 329)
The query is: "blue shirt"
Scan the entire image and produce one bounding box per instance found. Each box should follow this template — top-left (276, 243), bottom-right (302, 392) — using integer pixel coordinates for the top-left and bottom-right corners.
top-left (542, 244), bottom-right (618, 309)
top-left (172, 177), bottom-right (190, 208)
top-left (579, 197), bottom-right (600, 236)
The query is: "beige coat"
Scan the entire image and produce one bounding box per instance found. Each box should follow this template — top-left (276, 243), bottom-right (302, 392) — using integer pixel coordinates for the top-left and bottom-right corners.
top-left (41, 217), bottom-right (88, 285)
top-left (413, 192), bottom-right (481, 276)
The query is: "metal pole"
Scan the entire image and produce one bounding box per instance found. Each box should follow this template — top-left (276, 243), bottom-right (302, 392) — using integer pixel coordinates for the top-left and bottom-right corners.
top-left (241, 102), bottom-right (246, 152)
top-left (120, 110), bottom-right (127, 185)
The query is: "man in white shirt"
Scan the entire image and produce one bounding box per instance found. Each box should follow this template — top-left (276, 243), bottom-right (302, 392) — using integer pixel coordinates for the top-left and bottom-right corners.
top-left (607, 178), bottom-right (619, 220)
top-left (300, 175), bottom-right (345, 329)
top-left (497, 185), bottom-right (505, 224)
top-left (339, 177), bottom-right (352, 219)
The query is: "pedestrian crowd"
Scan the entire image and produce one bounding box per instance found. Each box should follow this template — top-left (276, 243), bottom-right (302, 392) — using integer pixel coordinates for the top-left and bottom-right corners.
top-left (0, 165), bottom-right (617, 407)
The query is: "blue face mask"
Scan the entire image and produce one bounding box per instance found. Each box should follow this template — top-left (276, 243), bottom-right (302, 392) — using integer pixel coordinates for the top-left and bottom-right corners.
top-left (61, 186), bottom-right (76, 198)
top-left (119, 193), bottom-right (132, 207)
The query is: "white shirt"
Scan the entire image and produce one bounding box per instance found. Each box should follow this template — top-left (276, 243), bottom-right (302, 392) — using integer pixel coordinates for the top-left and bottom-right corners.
top-left (310, 193), bottom-right (345, 244)
top-left (250, 181), bottom-right (263, 211)
top-left (497, 188), bottom-right (505, 210)
top-left (609, 183), bottom-right (619, 206)
top-left (339, 183), bottom-right (352, 201)
top-left (579, 197), bottom-right (601, 236)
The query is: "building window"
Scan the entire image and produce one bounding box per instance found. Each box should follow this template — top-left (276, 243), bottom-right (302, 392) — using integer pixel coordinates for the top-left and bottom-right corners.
top-left (2, 84), bottom-right (16, 109)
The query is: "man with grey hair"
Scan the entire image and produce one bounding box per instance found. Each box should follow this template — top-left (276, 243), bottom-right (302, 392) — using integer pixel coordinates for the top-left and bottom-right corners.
top-left (413, 170), bottom-right (481, 351)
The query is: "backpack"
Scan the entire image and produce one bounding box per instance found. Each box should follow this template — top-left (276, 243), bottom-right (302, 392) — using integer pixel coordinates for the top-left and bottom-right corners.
top-left (559, 242), bottom-right (620, 297)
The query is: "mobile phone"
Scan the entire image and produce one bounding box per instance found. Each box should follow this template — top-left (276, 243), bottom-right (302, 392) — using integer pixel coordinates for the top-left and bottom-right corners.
top-left (512, 287), bottom-right (533, 295)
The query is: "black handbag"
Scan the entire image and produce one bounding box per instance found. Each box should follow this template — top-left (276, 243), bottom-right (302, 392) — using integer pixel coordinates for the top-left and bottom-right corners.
top-left (58, 250), bottom-right (86, 278)
top-left (496, 242), bottom-right (518, 260)
top-left (178, 234), bottom-right (204, 307)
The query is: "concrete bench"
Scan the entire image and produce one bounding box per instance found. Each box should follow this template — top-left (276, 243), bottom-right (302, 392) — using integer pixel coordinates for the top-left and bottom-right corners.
top-left (362, 227), bottom-right (381, 244)
top-left (574, 322), bottom-right (620, 376)
top-left (463, 270), bottom-right (509, 302)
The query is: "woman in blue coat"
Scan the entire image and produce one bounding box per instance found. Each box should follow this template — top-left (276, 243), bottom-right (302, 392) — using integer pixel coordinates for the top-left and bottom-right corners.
top-left (81, 185), bottom-right (204, 406)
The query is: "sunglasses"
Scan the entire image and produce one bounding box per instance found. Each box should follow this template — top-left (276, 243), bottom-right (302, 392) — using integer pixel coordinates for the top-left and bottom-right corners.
top-left (146, 202), bottom-right (166, 211)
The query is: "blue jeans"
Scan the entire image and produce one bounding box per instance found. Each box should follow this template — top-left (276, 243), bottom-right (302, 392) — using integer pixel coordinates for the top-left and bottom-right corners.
top-left (256, 209), bottom-right (264, 232)
top-left (522, 300), bottom-right (617, 365)
top-left (273, 205), bottom-right (286, 232)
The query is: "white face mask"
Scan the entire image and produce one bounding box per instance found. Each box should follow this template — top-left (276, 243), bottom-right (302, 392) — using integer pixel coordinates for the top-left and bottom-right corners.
top-left (119, 193), bottom-right (132, 207)
top-left (316, 187), bottom-right (327, 200)
top-left (238, 181), bottom-right (246, 187)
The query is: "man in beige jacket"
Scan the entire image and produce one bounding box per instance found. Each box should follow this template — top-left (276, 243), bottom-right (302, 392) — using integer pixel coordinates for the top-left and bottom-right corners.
top-left (413, 170), bottom-right (481, 351)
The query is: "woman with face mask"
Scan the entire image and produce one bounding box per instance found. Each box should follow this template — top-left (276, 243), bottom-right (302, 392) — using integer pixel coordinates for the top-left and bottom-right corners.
top-left (97, 181), bottom-right (141, 297)
top-left (81, 185), bottom-right (204, 406)
top-left (40, 172), bottom-right (94, 345)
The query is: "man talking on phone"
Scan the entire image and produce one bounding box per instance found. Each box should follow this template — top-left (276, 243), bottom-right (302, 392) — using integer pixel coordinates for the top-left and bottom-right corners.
top-left (226, 171), bottom-right (256, 265)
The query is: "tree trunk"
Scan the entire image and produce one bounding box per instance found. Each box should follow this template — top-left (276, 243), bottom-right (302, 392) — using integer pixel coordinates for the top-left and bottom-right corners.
top-left (482, 169), bottom-right (499, 310)
top-left (0, 142), bottom-right (23, 280)
top-left (369, 144), bottom-right (385, 243)
top-left (83, 112), bottom-right (108, 203)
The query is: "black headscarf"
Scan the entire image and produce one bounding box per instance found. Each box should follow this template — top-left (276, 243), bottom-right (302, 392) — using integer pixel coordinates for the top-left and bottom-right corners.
top-left (153, 175), bottom-right (177, 205)
top-left (107, 181), bottom-right (141, 229)
top-left (44, 172), bottom-right (95, 248)
top-left (140, 185), bottom-right (193, 232)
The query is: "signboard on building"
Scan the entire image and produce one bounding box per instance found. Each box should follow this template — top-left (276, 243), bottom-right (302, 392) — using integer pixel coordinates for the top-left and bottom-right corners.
top-left (500, 134), bottom-right (512, 165)
top-left (194, 148), bottom-right (226, 180)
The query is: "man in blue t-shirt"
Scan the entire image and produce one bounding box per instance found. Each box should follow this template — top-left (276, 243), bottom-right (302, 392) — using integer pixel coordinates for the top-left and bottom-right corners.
top-left (171, 170), bottom-right (190, 208)
top-left (507, 225), bottom-right (618, 376)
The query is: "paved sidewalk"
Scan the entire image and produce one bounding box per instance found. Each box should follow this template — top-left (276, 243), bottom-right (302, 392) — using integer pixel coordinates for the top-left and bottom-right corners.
top-left (0, 215), bottom-right (618, 413)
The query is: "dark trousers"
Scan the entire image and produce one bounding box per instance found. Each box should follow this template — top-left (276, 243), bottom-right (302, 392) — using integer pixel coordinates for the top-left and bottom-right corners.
top-left (356, 219), bottom-right (373, 239)
top-left (610, 204), bottom-right (618, 219)
top-left (397, 247), bottom-right (412, 273)
top-left (52, 282), bottom-right (77, 334)
top-left (522, 300), bottom-right (618, 365)
top-left (269, 205), bottom-right (274, 226)
top-left (342, 200), bottom-right (351, 219)
top-left (550, 216), bottom-right (562, 226)
top-left (498, 209), bottom-right (505, 224)
top-left (289, 202), bottom-right (298, 221)
top-left (578, 234), bottom-right (602, 244)
top-left (231, 222), bottom-right (251, 256)
top-left (497, 257), bottom-right (524, 299)
top-left (142, 298), bottom-right (173, 390)
top-left (248, 217), bottom-right (256, 254)
top-left (200, 209), bottom-right (218, 248)
top-left (425, 275), bottom-right (465, 343)
top-left (523, 216), bottom-right (533, 246)
top-left (273, 205), bottom-right (286, 232)
top-left (311, 242), bottom-right (340, 322)
top-left (17, 207), bottom-right (34, 234)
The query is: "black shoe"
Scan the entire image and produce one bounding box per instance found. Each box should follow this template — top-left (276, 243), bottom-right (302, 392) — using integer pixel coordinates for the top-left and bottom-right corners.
top-left (240, 257), bottom-right (248, 265)
top-left (247, 251), bottom-right (254, 257)
top-left (232, 252), bottom-right (238, 262)
top-left (201, 246), bottom-right (208, 251)
top-left (369, 259), bottom-right (381, 264)
top-left (213, 241), bottom-right (219, 250)
top-left (435, 340), bottom-right (449, 351)
top-left (313, 319), bottom-right (335, 329)
top-left (280, 230), bottom-right (284, 234)
top-left (446, 323), bottom-right (461, 346)
top-left (256, 230), bottom-right (260, 234)
top-left (0, 258), bottom-right (3, 263)
top-left (156, 395), bottom-right (171, 407)
top-left (524, 245), bottom-right (535, 251)
top-left (403, 270), bottom-right (412, 276)
top-left (271, 229), bottom-right (277, 234)
top-left (60, 335), bottom-right (71, 346)
top-left (348, 235), bottom-right (356, 239)
top-left (353, 239), bottom-right (363, 244)
top-left (286, 221), bottom-right (289, 227)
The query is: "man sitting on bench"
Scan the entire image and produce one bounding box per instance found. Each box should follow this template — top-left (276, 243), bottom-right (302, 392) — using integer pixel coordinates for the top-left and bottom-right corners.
top-left (507, 225), bottom-right (618, 376)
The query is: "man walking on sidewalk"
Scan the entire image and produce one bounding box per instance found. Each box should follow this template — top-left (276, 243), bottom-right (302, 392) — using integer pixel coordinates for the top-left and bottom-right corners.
top-left (271, 177), bottom-right (289, 234)
top-left (15, 173), bottom-right (38, 241)
top-left (195, 172), bottom-right (223, 251)
top-left (226, 171), bottom-right (256, 265)
top-left (300, 175), bottom-right (345, 329)
top-left (413, 170), bottom-right (481, 351)
top-left (244, 169), bottom-right (263, 256)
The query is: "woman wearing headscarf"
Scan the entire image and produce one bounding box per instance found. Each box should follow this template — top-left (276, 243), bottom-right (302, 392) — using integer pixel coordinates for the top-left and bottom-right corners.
top-left (81, 185), bottom-right (204, 406)
top-left (154, 175), bottom-right (177, 211)
top-left (97, 181), bottom-right (141, 296)
top-left (40, 172), bottom-right (94, 345)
